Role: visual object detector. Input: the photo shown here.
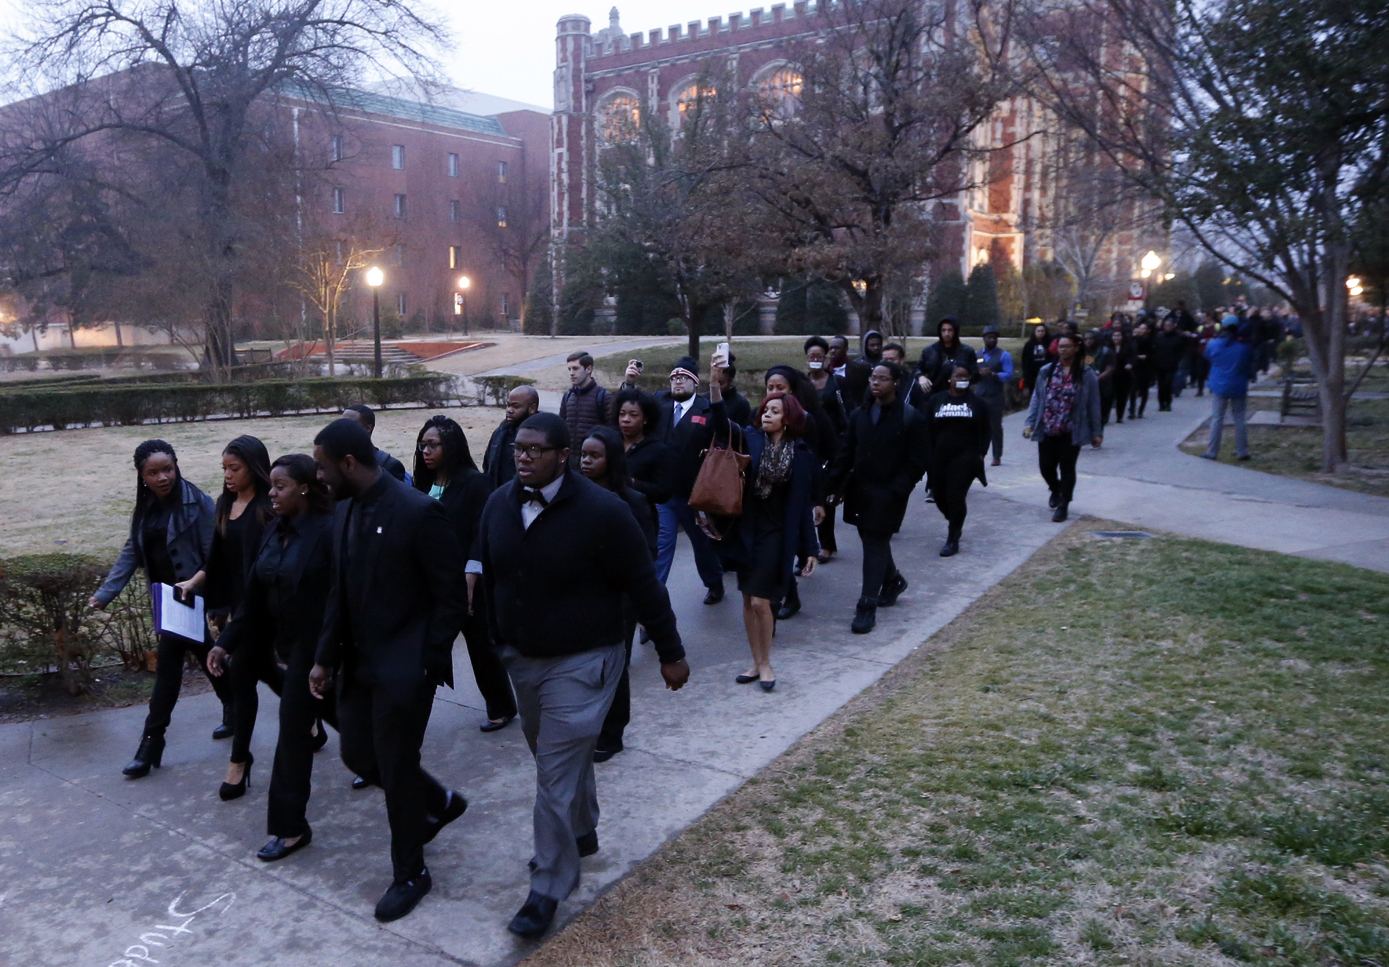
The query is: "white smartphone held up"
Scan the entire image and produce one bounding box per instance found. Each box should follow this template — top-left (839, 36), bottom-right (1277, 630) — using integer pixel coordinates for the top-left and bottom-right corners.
top-left (715, 341), bottom-right (730, 364)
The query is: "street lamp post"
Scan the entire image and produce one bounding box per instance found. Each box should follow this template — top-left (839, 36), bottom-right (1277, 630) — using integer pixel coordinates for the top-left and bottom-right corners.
top-left (458, 275), bottom-right (471, 337)
top-left (1140, 250), bottom-right (1162, 279)
top-left (366, 266), bottom-right (384, 379)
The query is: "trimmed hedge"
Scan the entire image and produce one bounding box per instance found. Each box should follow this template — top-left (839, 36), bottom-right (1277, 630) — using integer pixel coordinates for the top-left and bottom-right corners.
top-left (471, 374), bottom-right (537, 406)
top-left (0, 373), bottom-right (460, 433)
top-left (0, 347), bottom-right (187, 372)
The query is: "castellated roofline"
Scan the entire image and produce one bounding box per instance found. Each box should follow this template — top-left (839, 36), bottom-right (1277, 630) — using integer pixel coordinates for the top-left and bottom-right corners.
top-left (566, 2), bottom-right (825, 59)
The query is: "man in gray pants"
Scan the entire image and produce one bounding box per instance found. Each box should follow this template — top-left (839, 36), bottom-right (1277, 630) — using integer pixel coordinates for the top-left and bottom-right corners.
top-left (475, 412), bottom-right (690, 937)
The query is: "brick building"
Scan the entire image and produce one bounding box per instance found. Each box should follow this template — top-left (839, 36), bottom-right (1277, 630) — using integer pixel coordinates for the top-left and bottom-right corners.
top-left (550, 4), bottom-right (1158, 332)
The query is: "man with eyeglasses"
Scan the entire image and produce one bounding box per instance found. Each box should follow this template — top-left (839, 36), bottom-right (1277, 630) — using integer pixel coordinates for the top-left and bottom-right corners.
top-left (622, 354), bottom-right (725, 604)
top-left (476, 412), bottom-right (689, 938)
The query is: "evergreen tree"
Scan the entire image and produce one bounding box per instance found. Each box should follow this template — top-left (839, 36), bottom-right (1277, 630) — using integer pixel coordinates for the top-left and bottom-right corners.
top-left (993, 258), bottom-right (1025, 328)
top-left (925, 267), bottom-right (968, 328)
top-left (965, 263), bottom-right (1001, 330)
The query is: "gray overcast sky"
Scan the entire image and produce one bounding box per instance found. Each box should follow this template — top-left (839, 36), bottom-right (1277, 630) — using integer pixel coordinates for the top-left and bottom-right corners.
top-left (0, 1), bottom-right (725, 110)
top-left (443, 2), bottom-right (718, 108)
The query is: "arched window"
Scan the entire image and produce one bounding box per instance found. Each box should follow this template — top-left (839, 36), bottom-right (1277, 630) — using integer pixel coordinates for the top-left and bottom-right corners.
top-left (672, 80), bottom-right (717, 124)
top-left (754, 65), bottom-right (802, 121)
top-left (597, 92), bottom-right (641, 144)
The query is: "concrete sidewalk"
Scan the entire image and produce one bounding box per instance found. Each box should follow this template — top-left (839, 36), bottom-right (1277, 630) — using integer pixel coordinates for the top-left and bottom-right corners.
top-left (0, 479), bottom-right (1059, 966)
top-left (989, 383), bottom-right (1389, 572)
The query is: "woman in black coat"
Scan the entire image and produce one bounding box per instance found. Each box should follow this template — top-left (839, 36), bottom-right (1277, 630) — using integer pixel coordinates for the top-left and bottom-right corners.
top-left (580, 425), bottom-right (658, 760)
top-left (213, 454), bottom-right (337, 861)
top-left (194, 435), bottom-right (279, 799)
top-left (924, 366), bottom-right (992, 557)
top-left (1130, 321), bottom-right (1155, 418)
top-left (710, 355), bottom-right (821, 691)
top-left (828, 362), bottom-right (930, 636)
top-left (1020, 323), bottom-right (1053, 394)
top-left (763, 365), bottom-right (831, 619)
top-left (414, 415), bottom-right (517, 732)
top-left (90, 439), bottom-right (234, 779)
top-left (614, 387), bottom-right (673, 515)
top-left (1106, 327), bottom-right (1134, 425)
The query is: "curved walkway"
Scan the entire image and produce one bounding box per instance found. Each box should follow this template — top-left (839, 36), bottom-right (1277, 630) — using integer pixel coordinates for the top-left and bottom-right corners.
top-left (989, 382), bottom-right (1389, 573)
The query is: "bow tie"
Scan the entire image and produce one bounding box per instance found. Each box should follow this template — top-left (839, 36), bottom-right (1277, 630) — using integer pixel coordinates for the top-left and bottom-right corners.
top-left (517, 487), bottom-right (549, 508)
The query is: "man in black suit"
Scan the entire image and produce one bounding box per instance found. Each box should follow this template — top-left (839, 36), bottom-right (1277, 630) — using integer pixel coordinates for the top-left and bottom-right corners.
top-left (308, 419), bottom-right (468, 923)
top-left (622, 356), bottom-right (725, 603)
top-left (482, 384), bottom-right (540, 491)
top-left (829, 335), bottom-right (871, 411)
top-left (477, 412), bottom-right (690, 937)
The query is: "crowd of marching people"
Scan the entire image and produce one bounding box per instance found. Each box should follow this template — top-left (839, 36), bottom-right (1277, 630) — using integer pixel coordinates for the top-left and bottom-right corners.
top-left (85, 304), bottom-right (1281, 936)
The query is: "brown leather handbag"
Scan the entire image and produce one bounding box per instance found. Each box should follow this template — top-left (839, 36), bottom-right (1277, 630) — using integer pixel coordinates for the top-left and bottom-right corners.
top-left (688, 424), bottom-right (750, 517)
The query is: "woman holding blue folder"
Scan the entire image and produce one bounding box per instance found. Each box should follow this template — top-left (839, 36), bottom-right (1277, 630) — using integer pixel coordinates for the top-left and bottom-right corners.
top-left (90, 439), bottom-right (233, 779)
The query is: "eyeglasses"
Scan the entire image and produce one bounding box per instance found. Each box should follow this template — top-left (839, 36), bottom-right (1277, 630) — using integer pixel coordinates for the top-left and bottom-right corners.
top-left (511, 444), bottom-right (559, 460)
top-left (868, 374), bottom-right (894, 383)
top-left (418, 441), bottom-right (442, 453)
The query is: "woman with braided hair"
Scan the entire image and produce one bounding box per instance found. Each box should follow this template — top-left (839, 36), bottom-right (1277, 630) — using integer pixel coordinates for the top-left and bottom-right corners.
top-left (90, 439), bottom-right (234, 779)
top-left (709, 351), bottom-right (822, 692)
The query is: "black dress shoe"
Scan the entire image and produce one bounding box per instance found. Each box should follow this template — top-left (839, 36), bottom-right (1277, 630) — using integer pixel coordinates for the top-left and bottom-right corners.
top-left (576, 830), bottom-right (599, 857)
top-left (123, 734), bottom-right (165, 779)
top-left (508, 890), bottom-right (559, 937)
top-left (851, 597), bottom-right (877, 635)
top-left (592, 745), bottom-right (621, 763)
top-left (218, 754), bottom-right (253, 801)
top-left (257, 827), bottom-right (312, 862)
top-left (1048, 490), bottom-right (1059, 509)
top-left (352, 775), bottom-right (375, 791)
top-left (211, 704), bottom-right (234, 741)
top-left (480, 715), bottom-right (515, 733)
top-left (423, 790), bottom-right (468, 844)
top-left (703, 587), bottom-right (724, 605)
top-left (939, 539), bottom-right (959, 557)
top-left (375, 871), bottom-right (432, 922)
top-left (775, 598), bottom-right (800, 620)
top-left (1052, 501), bottom-right (1069, 523)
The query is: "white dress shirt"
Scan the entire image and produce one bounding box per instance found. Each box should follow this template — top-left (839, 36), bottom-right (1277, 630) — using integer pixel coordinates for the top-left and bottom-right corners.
top-left (520, 474), bottom-right (565, 530)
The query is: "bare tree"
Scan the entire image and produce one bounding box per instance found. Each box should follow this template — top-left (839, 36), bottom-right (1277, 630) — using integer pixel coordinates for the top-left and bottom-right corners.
top-left (1025, 0), bottom-right (1389, 471)
top-left (743, 0), bottom-right (1022, 332)
top-left (466, 166), bottom-right (549, 329)
top-left (291, 220), bottom-right (389, 376)
top-left (2, 0), bottom-right (447, 370)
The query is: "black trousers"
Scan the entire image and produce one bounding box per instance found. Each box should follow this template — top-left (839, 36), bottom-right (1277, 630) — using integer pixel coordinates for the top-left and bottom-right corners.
top-left (1155, 367), bottom-right (1177, 409)
top-left (817, 503), bottom-right (838, 554)
top-left (981, 397), bottom-right (1005, 460)
top-left (267, 641), bottom-right (337, 838)
top-left (463, 608), bottom-right (516, 722)
top-left (229, 640), bottom-right (285, 764)
top-left (1107, 374), bottom-right (1131, 424)
top-left (932, 453), bottom-right (977, 535)
top-left (1131, 374), bottom-right (1151, 416)
top-left (143, 631), bottom-right (234, 741)
top-left (1038, 434), bottom-right (1081, 503)
top-left (597, 613), bottom-right (639, 753)
top-left (858, 528), bottom-right (899, 601)
top-left (338, 674), bottom-right (449, 883)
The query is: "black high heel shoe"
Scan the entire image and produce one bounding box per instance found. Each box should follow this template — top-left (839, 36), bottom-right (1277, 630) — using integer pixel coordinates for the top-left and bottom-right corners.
top-left (219, 753), bottom-right (253, 801)
top-left (309, 718), bottom-right (328, 752)
top-left (123, 734), bottom-right (165, 779)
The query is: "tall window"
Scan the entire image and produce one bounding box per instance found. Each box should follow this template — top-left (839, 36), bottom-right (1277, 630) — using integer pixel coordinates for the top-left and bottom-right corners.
top-left (598, 93), bottom-right (641, 143)
top-left (497, 206), bottom-right (508, 228)
top-left (394, 194), bottom-right (407, 219)
top-left (392, 144), bottom-right (405, 169)
top-left (330, 135), bottom-right (343, 162)
top-left (673, 82), bottom-right (716, 123)
top-left (449, 199), bottom-right (460, 224)
top-left (499, 292), bottom-right (509, 317)
top-left (395, 243), bottom-right (406, 265)
top-left (332, 187), bottom-right (345, 213)
top-left (396, 292), bottom-right (407, 315)
top-left (448, 152), bottom-right (459, 177)
top-left (334, 240), bottom-right (344, 264)
top-left (757, 67), bottom-right (803, 121)
top-left (449, 245), bottom-right (460, 269)
top-left (497, 161), bottom-right (507, 183)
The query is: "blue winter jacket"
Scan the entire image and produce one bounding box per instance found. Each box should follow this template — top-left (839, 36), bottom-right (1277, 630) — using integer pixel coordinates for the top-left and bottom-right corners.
top-left (1203, 334), bottom-right (1251, 398)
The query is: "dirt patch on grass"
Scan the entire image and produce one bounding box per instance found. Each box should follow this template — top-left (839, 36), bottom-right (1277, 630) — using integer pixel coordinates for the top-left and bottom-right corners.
top-left (525, 523), bottom-right (1389, 967)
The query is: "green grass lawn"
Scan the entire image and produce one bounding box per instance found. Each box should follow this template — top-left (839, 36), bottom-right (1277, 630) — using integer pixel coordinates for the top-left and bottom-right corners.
top-left (529, 525), bottom-right (1389, 967)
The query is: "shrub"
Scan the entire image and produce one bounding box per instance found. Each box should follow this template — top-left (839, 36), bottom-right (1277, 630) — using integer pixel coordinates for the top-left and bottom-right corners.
top-left (472, 374), bottom-right (536, 406)
top-left (0, 372), bottom-right (460, 433)
top-left (0, 554), bottom-right (109, 694)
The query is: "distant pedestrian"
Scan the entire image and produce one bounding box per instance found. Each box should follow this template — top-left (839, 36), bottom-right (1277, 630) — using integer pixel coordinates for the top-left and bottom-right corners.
top-left (1021, 323), bottom-right (1053, 394)
top-left (828, 362), bottom-right (929, 635)
top-left (343, 404), bottom-right (410, 484)
top-left (828, 334), bottom-right (871, 410)
top-left (414, 415), bottom-right (517, 733)
top-left (859, 329), bottom-right (885, 367)
top-left (90, 440), bottom-right (234, 779)
top-left (1083, 330), bottom-right (1117, 427)
top-left (1023, 333), bottom-right (1103, 523)
top-left (1202, 315), bottom-right (1253, 462)
top-left (924, 366), bottom-right (992, 556)
top-left (476, 412), bottom-right (689, 938)
top-left (212, 454), bottom-right (337, 862)
top-left (613, 387), bottom-right (673, 517)
top-left (310, 418), bottom-right (469, 923)
top-left (916, 316), bottom-right (979, 394)
top-left (711, 353), bottom-right (821, 690)
top-left (483, 384), bottom-right (540, 490)
top-left (1130, 321), bottom-right (1154, 418)
top-left (559, 351), bottom-right (613, 469)
top-left (881, 342), bottom-right (930, 412)
top-left (714, 358), bottom-right (753, 426)
top-left (1151, 317), bottom-right (1188, 411)
top-left (1106, 328), bottom-right (1134, 425)
top-left (974, 325), bottom-right (1013, 465)
top-left (804, 336), bottom-right (851, 563)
